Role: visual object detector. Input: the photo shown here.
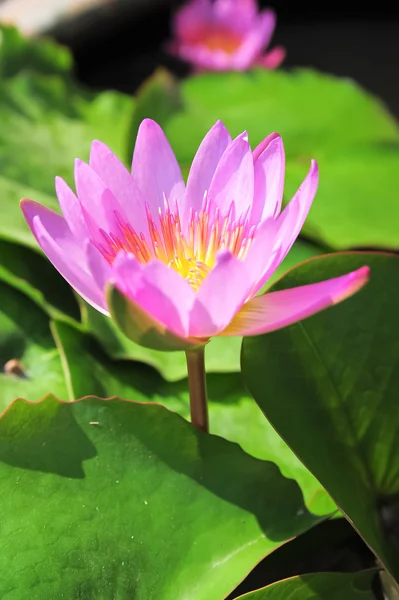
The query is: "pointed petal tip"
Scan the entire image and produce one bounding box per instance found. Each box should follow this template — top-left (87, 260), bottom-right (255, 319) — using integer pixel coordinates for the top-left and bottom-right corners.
top-left (74, 157), bottom-right (85, 173)
top-left (138, 118), bottom-right (162, 133)
top-left (333, 265), bottom-right (370, 304)
top-left (20, 198), bottom-right (42, 221)
top-left (252, 131), bottom-right (283, 160)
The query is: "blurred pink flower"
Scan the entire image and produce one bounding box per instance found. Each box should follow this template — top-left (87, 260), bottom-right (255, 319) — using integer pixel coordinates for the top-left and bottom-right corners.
top-left (169, 0), bottom-right (285, 71)
top-left (21, 119), bottom-right (369, 351)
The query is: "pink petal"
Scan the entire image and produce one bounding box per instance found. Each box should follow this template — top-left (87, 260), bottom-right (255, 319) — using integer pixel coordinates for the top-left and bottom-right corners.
top-left (189, 251), bottom-right (251, 337)
top-left (214, 0), bottom-right (257, 32)
top-left (172, 0), bottom-right (212, 42)
top-left (74, 159), bottom-right (128, 245)
top-left (241, 217), bottom-right (282, 295)
top-left (245, 159), bottom-right (319, 296)
top-left (220, 266), bottom-right (370, 337)
top-left (86, 242), bottom-right (112, 291)
top-left (131, 119), bottom-right (185, 216)
top-left (173, 44), bottom-right (237, 70)
top-left (250, 133), bottom-right (285, 225)
top-left (207, 132), bottom-right (254, 217)
top-left (55, 176), bottom-right (89, 240)
top-left (184, 120), bottom-right (232, 223)
top-left (258, 45), bottom-right (286, 69)
top-left (89, 140), bottom-right (148, 235)
top-left (275, 160), bottom-right (319, 263)
top-left (231, 9), bottom-right (277, 70)
top-left (112, 253), bottom-right (196, 339)
top-left (20, 199), bottom-right (107, 314)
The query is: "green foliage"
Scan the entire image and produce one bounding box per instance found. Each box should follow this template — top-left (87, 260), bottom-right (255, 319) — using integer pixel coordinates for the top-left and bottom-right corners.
top-left (236, 570), bottom-right (376, 599)
top-left (242, 252), bottom-right (399, 579)
top-left (0, 395), bottom-right (319, 599)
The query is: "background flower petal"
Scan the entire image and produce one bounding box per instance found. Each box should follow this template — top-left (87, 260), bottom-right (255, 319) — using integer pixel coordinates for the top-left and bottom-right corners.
top-left (220, 266), bottom-right (370, 337)
top-left (213, 0), bottom-right (257, 33)
top-left (172, 0), bottom-right (212, 42)
top-left (258, 45), bottom-right (286, 69)
top-left (231, 9), bottom-right (277, 69)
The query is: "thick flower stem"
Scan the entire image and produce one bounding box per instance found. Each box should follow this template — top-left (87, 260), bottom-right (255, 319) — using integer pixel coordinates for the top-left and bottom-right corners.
top-left (185, 346), bottom-right (209, 433)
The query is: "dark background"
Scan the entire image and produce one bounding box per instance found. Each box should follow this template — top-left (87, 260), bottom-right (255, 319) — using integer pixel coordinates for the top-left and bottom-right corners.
top-left (52, 0), bottom-right (399, 118)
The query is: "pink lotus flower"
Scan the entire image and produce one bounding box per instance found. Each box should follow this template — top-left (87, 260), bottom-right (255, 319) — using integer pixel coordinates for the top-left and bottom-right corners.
top-left (21, 119), bottom-right (369, 352)
top-left (169, 0), bottom-right (285, 71)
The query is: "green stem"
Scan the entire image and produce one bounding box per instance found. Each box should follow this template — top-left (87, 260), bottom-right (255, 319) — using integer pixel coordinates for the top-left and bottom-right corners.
top-left (185, 346), bottom-right (209, 433)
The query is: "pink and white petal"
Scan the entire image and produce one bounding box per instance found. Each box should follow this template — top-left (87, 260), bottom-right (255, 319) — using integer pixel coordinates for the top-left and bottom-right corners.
top-left (231, 9), bottom-right (277, 70)
top-left (257, 45), bottom-right (286, 69)
top-left (274, 159), bottom-right (319, 263)
top-left (21, 200), bottom-right (107, 314)
top-left (213, 0), bottom-right (257, 33)
top-left (112, 253), bottom-right (196, 339)
top-left (241, 217), bottom-right (283, 296)
top-left (220, 266), bottom-right (370, 337)
top-left (208, 132), bottom-right (254, 216)
top-left (21, 199), bottom-right (84, 262)
top-left (55, 176), bottom-right (89, 240)
top-left (173, 0), bottom-right (212, 41)
top-left (89, 140), bottom-right (148, 234)
top-left (250, 133), bottom-right (285, 225)
top-left (189, 251), bottom-right (251, 338)
top-left (246, 159), bottom-right (319, 296)
top-left (86, 242), bottom-right (113, 291)
top-left (74, 159), bottom-right (128, 245)
top-left (184, 120), bottom-right (232, 223)
top-left (175, 44), bottom-right (236, 70)
top-left (131, 119), bottom-right (185, 217)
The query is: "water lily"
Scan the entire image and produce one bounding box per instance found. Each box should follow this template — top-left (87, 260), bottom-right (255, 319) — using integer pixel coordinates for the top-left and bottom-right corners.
top-left (169, 0), bottom-right (285, 71)
top-left (21, 119), bottom-right (369, 355)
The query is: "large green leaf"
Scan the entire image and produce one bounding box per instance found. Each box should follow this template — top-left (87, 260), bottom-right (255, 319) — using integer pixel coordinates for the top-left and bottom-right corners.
top-left (0, 24), bottom-right (72, 80)
top-left (52, 319), bottom-right (334, 514)
top-left (0, 72), bottom-right (133, 247)
top-left (241, 252), bottom-right (399, 579)
top-left (162, 69), bottom-right (399, 250)
top-left (0, 282), bottom-right (69, 411)
top-left (0, 394), bottom-right (319, 599)
top-left (80, 239), bottom-right (323, 380)
top-left (235, 571), bottom-right (376, 600)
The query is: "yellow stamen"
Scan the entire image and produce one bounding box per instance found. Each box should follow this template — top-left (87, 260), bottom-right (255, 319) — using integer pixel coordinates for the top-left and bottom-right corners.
top-left (97, 200), bottom-right (254, 291)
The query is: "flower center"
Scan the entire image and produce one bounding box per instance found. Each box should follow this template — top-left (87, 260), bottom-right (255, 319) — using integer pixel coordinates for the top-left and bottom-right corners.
top-left (202, 28), bottom-right (242, 54)
top-left (96, 197), bottom-right (255, 291)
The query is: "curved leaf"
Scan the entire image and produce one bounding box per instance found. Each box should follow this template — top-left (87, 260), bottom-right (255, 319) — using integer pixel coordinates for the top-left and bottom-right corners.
top-left (0, 395), bottom-right (319, 599)
top-left (52, 319), bottom-right (335, 514)
top-left (241, 252), bottom-right (399, 579)
top-left (236, 570), bottom-right (376, 600)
